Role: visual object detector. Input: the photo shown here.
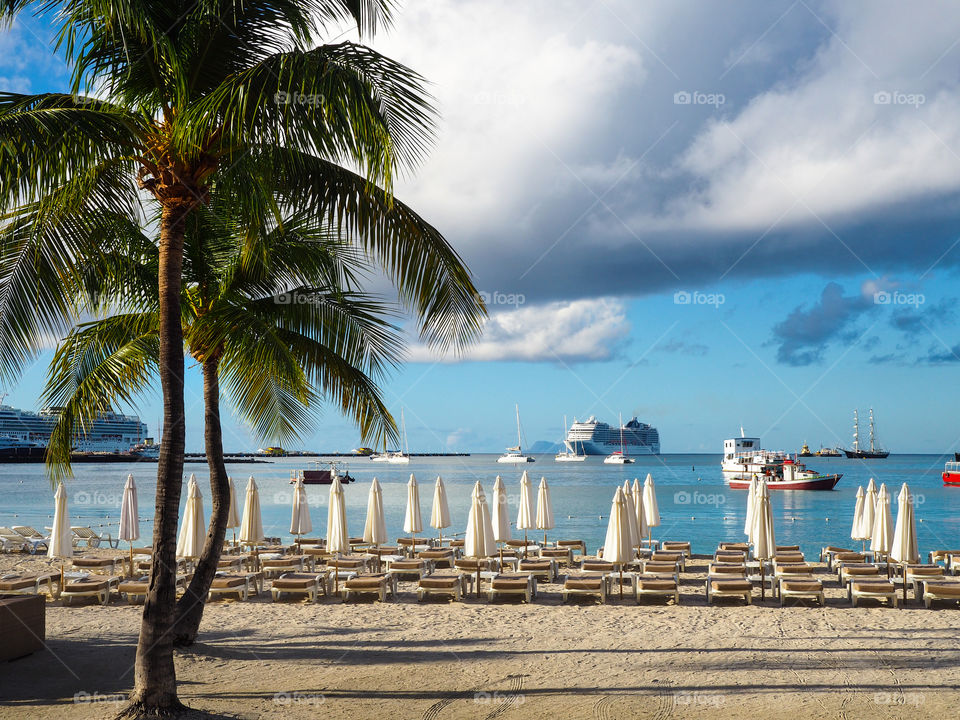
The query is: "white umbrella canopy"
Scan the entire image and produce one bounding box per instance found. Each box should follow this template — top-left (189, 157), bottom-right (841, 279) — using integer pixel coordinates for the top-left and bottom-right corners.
top-left (861, 478), bottom-right (878, 541)
top-left (751, 481), bottom-right (776, 599)
top-left (871, 483), bottom-right (894, 557)
top-left (516, 470), bottom-right (535, 541)
top-left (327, 475), bottom-right (349, 555)
top-left (238, 476), bottom-right (264, 545)
top-left (642, 473), bottom-right (660, 544)
top-left (430, 475), bottom-right (452, 540)
top-left (621, 480), bottom-right (640, 549)
top-left (633, 477), bottom-right (648, 539)
top-left (744, 476), bottom-right (758, 538)
top-left (403, 473), bottom-right (423, 539)
top-left (363, 477), bottom-right (388, 546)
top-left (465, 481), bottom-right (495, 558)
top-left (536, 476), bottom-right (555, 544)
top-left (491, 475), bottom-right (512, 544)
top-left (851, 486), bottom-right (866, 542)
top-left (119, 474), bottom-right (140, 544)
top-left (891, 483), bottom-right (919, 564)
top-left (47, 480), bottom-right (73, 560)
top-left (176, 475), bottom-right (206, 559)
top-left (289, 476), bottom-right (312, 540)
top-left (226, 477), bottom-right (241, 530)
top-left (601, 487), bottom-right (633, 598)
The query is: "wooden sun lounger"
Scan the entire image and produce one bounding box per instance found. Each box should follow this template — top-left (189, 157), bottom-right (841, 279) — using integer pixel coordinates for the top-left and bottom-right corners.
top-left (260, 555), bottom-right (310, 577)
top-left (850, 580), bottom-right (898, 608)
top-left (635, 575), bottom-right (679, 604)
top-left (539, 547), bottom-right (574, 566)
top-left (904, 565), bottom-right (945, 599)
top-left (208, 573), bottom-right (261, 601)
top-left (0, 572), bottom-right (57, 597)
top-left (660, 541), bottom-right (691, 558)
top-left (518, 558), bottom-right (557, 582)
top-left (839, 564), bottom-right (882, 585)
top-left (820, 545), bottom-right (854, 564)
top-left (778, 576), bottom-right (824, 606)
top-left (387, 559), bottom-right (431, 580)
top-left (487, 573), bottom-right (535, 603)
top-left (562, 574), bottom-right (607, 604)
top-left (341, 573), bottom-right (397, 602)
top-left (650, 551), bottom-right (685, 571)
top-left (641, 562), bottom-right (679, 582)
top-left (418, 549), bottom-right (455, 568)
top-left (61, 575), bottom-right (120, 605)
top-left (417, 573), bottom-right (469, 602)
top-left (556, 539), bottom-right (587, 558)
top-left (708, 579), bottom-right (752, 604)
top-left (270, 573), bottom-right (329, 603)
top-left (118, 575), bottom-right (188, 604)
top-left (922, 581), bottom-right (960, 608)
top-left (72, 556), bottom-right (123, 575)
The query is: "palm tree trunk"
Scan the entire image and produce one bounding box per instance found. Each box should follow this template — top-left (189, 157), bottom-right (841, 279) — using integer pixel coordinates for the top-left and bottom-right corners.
top-left (120, 203), bottom-right (189, 718)
top-left (172, 354), bottom-right (229, 646)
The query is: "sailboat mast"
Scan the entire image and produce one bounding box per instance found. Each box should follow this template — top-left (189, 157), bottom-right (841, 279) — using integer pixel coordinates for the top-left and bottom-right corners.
top-left (869, 408), bottom-right (875, 453)
top-left (619, 412), bottom-right (625, 455)
top-left (515, 403), bottom-right (522, 451)
top-left (852, 410), bottom-right (859, 453)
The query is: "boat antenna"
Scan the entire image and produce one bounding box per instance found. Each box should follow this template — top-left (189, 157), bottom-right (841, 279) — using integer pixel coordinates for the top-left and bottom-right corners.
top-left (740, 426), bottom-right (745, 438)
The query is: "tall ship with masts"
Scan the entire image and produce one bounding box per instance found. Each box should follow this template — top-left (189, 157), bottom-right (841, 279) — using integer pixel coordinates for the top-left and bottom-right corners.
top-left (844, 408), bottom-right (889, 459)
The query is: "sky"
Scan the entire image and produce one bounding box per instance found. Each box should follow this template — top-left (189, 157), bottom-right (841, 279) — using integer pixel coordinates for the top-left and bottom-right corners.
top-left (3, 1), bottom-right (960, 453)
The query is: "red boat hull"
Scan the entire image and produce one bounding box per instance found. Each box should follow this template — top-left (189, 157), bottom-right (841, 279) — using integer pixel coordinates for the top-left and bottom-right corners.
top-left (943, 471), bottom-right (960, 485)
top-left (727, 474), bottom-right (842, 491)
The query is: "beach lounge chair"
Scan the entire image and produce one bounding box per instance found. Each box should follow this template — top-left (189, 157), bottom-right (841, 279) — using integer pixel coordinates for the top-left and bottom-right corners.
top-left (217, 557), bottom-right (245, 571)
top-left (539, 547), bottom-right (574, 566)
top-left (260, 555), bottom-right (310, 578)
top-left (341, 573), bottom-right (397, 602)
top-left (581, 559), bottom-right (619, 574)
top-left (772, 552), bottom-right (805, 565)
top-left (708, 579), bottom-right (753, 604)
top-left (850, 579), bottom-right (898, 607)
top-left (518, 558), bottom-right (557, 582)
top-left (118, 575), bottom-right (187, 604)
top-left (60, 575), bottom-right (120, 605)
top-left (820, 545), bottom-right (854, 565)
top-left (660, 541), bottom-right (691, 558)
top-left (72, 556), bottom-right (123, 575)
top-left (650, 550), bottom-right (685, 571)
top-left (556, 539), bottom-right (587, 558)
top-left (418, 549), bottom-right (455, 568)
top-left (208, 573), bottom-right (260, 601)
top-left (635, 575), bottom-right (679, 604)
top-left (487, 573), bottom-right (535, 603)
top-left (70, 526), bottom-right (117, 549)
top-left (454, 557), bottom-right (495, 573)
top-left (562, 574), bottom-right (607, 604)
top-left (505, 539), bottom-right (537, 557)
top-left (776, 545), bottom-right (801, 552)
top-left (774, 563), bottom-right (815, 584)
top-left (270, 572), bottom-right (329, 603)
top-left (0, 528), bottom-right (27, 553)
top-left (839, 563), bottom-right (882, 586)
top-left (387, 559), bottom-right (431, 580)
top-left (417, 573), bottom-right (470, 602)
top-left (922, 581), bottom-right (960, 608)
top-left (718, 542), bottom-right (749, 552)
top-left (641, 561), bottom-right (680, 582)
top-left (778, 576), bottom-right (824, 606)
top-left (904, 565), bottom-right (945, 599)
top-left (11, 527), bottom-right (49, 554)
top-left (714, 550), bottom-right (746, 564)
top-left (0, 572), bottom-right (57, 597)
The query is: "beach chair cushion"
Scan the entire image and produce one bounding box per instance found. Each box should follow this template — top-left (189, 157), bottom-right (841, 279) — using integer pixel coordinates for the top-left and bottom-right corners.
top-left (0, 575), bottom-right (49, 592)
top-left (781, 579), bottom-right (823, 592)
top-left (345, 575), bottom-right (388, 590)
top-left (272, 574), bottom-right (322, 590)
top-left (64, 577), bottom-right (113, 593)
top-left (210, 576), bottom-right (248, 590)
top-left (491, 578), bottom-right (529, 590)
top-left (852, 580), bottom-right (894, 593)
top-left (564, 577), bottom-right (604, 591)
top-left (924, 583), bottom-right (960, 596)
top-left (72, 557), bottom-right (116, 568)
top-left (637, 578), bottom-right (676, 591)
top-left (419, 575), bottom-right (463, 589)
top-left (519, 560), bottom-right (551, 570)
top-left (907, 565), bottom-right (943, 576)
top-left (711, 580), bottom-right (752, 592)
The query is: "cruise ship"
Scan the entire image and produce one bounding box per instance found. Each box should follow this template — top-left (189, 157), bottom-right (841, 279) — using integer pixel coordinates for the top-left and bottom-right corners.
top-left (0, 403), bottom-right (150, 455)
top-left (565, 416), bottom-right (660, 455)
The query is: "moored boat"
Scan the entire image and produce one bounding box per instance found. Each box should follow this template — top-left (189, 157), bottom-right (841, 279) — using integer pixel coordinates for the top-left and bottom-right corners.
top-left (498, 404), bottom-right (535, 463)
top-left (944, 461), bottom-right (960, 485)
top-left (843, 409), bottom-right (889, 459)
top-left (727, 458), bottom-right (841, 491)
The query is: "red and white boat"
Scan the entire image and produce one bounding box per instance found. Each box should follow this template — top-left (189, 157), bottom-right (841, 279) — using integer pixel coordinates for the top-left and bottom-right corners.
top-left (726, 458), bottom-right (841, 491)
top-left (943, 462), bottom-right (960, 485)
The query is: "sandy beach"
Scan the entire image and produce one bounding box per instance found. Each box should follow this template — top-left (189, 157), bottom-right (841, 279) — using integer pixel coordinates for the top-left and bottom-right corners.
top-left (2, 550), bottom-right (959, 720)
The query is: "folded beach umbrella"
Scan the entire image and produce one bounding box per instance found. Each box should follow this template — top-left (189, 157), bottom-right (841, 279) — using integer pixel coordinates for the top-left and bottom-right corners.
top-left (621, 480), bottom-right (640, 550)
top-left (491, 475), bottom-right (512, 546)
top-left (601, 486), bottom-right (632, 598)
top-left (861, 477), bottom-right (878, 542)
top-left (516, 470), bottom-right (535, 544)
top-left (643, 473), bottom-right (660, 545)
top-left (289, 476), bottom-right (312, 546)
top-left (891, 483), bottom-right (919, 565)
top-left (430, 475), bottom-right (452, 542)
top-left (870, 483), bottom-right (894, 563)
top-left (238, 476), bottom-right (264, 546)
top-left (363, 478), bottom-right (388, 546)
top-left (119, 474), bottom-right (140, 576)
top-left (327, 475), bottom-right (350, 592)
top-left (226, 476), bottom-right (241, 545)
top-left (536, 477), bottom-right (555, 545)
top-left (751, 480), bottom-right (776, 599)
top-left (403, 473), bottom-right (423, 552)
top-left (744, 475), bottom-right (758, 538)
top-left (851, 485), bottom-right (866, 550)
top-left (48, 479), bottom-right (73, 560)
top-left (465, 481), bottom-right (495, 596)
top-left (633, 477), bottom-right (649, 540)
top-left (176, 475), bottom-right (206, 559)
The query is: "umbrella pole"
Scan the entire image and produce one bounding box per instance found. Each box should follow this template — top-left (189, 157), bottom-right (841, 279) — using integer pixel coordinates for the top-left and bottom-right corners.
top-left (761, 563), bottom-right (765, 601)
top-left (129, 542), bottom-right (134, 578)
top-left (476, 563), bottom-right (481, 599)
top-left (902, 562), bottom-right (908, 605)
top-left (334, 555), bottom-right (339, 594)
top-left (619, 567), bottom-right (623, 599)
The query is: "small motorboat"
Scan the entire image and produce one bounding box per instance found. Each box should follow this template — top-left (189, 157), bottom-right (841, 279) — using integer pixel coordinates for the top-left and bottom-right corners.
top-left (291, 460), bottom-right (354, 485)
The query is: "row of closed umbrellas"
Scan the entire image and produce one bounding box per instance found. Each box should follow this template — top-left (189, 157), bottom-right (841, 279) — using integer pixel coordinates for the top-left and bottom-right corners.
top-left (599, 476), bottom-right (662, 565)
top-left (850, 478), bottom-right (919, 563)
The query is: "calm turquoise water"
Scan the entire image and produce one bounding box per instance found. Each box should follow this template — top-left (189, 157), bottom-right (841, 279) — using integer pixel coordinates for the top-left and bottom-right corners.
top-left (2, 453), bottom-right (957, 557)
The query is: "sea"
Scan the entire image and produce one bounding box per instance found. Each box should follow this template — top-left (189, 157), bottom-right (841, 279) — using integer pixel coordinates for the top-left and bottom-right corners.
top-left (2, 453), bottom-right (958, 557)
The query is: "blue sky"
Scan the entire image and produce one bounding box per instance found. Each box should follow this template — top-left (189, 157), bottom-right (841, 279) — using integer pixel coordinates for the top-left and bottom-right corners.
top-left (3, 2), bottom-right (960, 453)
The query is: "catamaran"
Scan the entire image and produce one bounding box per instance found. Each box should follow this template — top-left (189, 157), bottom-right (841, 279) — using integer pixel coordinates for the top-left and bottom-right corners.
top-left (555, 415), bottom-right (586, 462)
top-left (370, 408), bottom-right (411, 463)
top-left (498, 404), bottom-right (535, 463)
top-left (603, 413), bottom-right (635, 464)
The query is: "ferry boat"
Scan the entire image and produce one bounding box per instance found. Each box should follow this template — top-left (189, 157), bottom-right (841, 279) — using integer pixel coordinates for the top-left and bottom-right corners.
top-left (943, 461), bottom-right (960, 485)
top-left (566, 415), bottom-right (659, 456)
top-left (843, 409), bottom-right (889, 459)
top-left (721, 433), bottom-right (788, 477)
top-left (0, 402), bottom-right (150, 456)
top-left (727, 457), bottom-right (842, 491)
top-left (498, 404), bottom-right (535, 463)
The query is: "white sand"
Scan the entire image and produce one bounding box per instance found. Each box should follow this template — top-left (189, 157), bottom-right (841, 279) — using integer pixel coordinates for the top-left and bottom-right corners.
top-left (1, 550), bottom-right (958, 719)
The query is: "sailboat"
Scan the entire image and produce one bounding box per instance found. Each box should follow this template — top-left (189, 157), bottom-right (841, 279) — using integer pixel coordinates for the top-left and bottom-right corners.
top-left (370, 409), bottom-right (411, 463)
top-left (844, 408), bottom-right (889, 459)
top-left (555, 415), bottom-right (586, 462)
top-left (603, 413), bottom-right (635, 464)
top-left (498, 404), bottom-right (535, 463)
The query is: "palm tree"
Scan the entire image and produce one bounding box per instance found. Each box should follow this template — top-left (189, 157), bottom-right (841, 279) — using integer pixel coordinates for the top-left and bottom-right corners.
top-left (0, 2), bottom-right (483, 715)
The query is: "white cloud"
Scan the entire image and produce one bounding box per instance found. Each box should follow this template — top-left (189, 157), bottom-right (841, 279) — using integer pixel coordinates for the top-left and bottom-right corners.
top-left (408, 298), bottom-right (630, 363)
